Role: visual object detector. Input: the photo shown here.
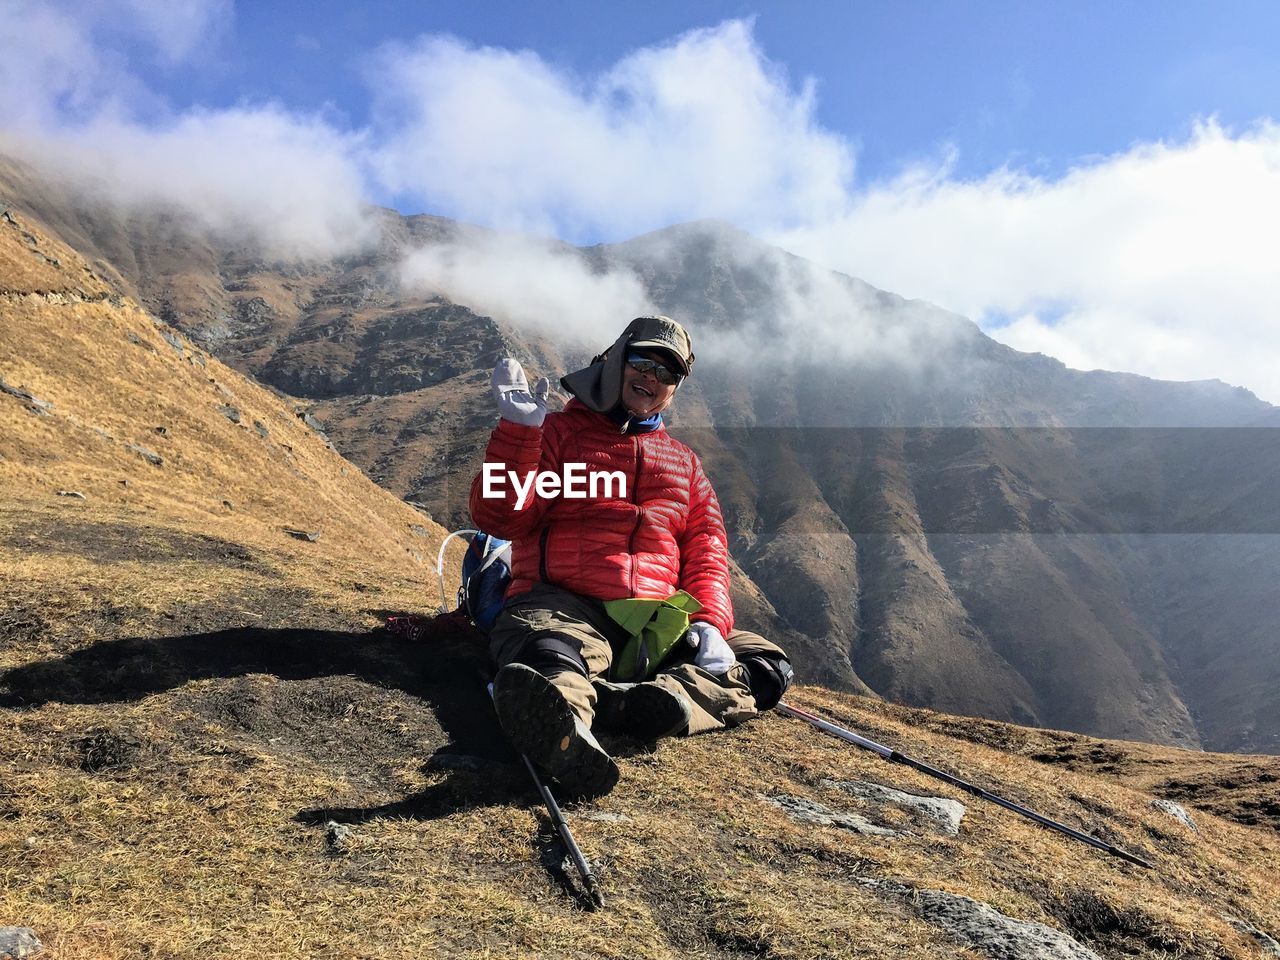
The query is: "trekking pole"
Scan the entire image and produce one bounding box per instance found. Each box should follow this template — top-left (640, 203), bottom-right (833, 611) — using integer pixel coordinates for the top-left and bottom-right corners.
top-left (487, 683), bottom-right (605, 909)
top-left (777, 701), bottom-right (1154, 869)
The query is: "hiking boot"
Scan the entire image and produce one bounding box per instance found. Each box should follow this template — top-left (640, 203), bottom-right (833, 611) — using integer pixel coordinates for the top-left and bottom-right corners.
top-left (492, 663), bottom-right (619, 799)
top-left (593, 680), bottom-right (692, 740)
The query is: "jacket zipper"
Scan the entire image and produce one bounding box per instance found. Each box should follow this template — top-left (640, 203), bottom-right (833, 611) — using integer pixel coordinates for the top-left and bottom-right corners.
top-left (538, 526), bottom-right (551, 584)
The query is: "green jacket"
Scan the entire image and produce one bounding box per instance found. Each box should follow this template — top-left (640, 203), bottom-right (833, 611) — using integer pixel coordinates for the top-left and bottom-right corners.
top-left (605, 591), bottom-right (701, 682)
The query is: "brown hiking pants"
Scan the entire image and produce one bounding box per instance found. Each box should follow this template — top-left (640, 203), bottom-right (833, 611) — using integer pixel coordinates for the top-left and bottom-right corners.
top-left (489, 583), bottom-right (787, 735)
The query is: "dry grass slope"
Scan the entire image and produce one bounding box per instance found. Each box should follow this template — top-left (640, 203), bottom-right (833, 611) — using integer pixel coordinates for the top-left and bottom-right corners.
top-left (2, 205), bottom-right (1279, 958)
top-left (1, 206), bottom-right (452, 635)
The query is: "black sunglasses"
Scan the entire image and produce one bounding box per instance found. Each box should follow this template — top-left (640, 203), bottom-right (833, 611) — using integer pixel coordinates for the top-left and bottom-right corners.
top-left (626, 352), bottom-right (683, 386)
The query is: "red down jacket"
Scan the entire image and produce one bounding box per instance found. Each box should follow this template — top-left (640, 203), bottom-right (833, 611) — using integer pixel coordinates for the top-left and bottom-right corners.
top-left (468, 398), bottom-right (734, 636)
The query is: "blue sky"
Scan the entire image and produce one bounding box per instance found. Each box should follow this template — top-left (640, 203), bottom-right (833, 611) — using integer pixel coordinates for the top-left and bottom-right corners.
top-left (120, 1), bottom-right (1280, 203)
top-left (4, 1), bottom-right (1280, 403)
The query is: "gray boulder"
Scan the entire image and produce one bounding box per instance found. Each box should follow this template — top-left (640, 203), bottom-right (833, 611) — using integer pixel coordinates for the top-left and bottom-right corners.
top-left (325, 821), bottom-right (353, 854)
top-left (864, 881), bottom-right (1102, 960)
top-left (125, 444), bottom-right (163, 467)
top-left (761, 793), bottom-right (900, 836)
top-left (0, 377), bottom-right (53, 415)
top-left (1151, 798), bottom-right (1198, 833)
top-left (1223, 915), bottom-right (1280, 957)
top-left (300, 411), bottom-right (327, 435)
top-left (126, 332), bottom-right (156, 352)
top-left (913, 888), bottom-right (1103, 960)
top-left (159, 329), bottom-right (185, 356)
top-left (823, 778), bottom-right (966, 835)
top-left (0, 928), bottom-right (42, 959)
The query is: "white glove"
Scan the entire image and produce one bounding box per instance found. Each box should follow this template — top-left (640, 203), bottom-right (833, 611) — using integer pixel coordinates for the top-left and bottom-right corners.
top-left (491, 358), bottom-right (549, 428)
top-left (686, 621), bottom-right (736, 675)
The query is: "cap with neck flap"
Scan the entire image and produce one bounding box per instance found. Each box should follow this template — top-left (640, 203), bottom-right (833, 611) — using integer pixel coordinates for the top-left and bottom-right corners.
top-left (560, 315), bottom-right (695, 414)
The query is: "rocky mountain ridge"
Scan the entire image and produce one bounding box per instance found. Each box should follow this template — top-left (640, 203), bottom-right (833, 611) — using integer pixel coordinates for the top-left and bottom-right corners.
top-left (3, 171), bottom-right (1280, 959)
top-left (4, 155), bottom-right (1279, 754)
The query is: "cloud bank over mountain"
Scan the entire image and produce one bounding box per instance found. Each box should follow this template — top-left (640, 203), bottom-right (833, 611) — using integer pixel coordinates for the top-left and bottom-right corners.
top-left (398, 232), bottom-right (654, 347)
top-left (772, 120), bottom-right (1280, 405)
top-left (3, 3), bottom-right (1279, 400)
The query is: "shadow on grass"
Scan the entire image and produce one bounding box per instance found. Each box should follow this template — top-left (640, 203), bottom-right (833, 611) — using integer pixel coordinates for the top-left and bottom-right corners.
top-left (0, 622), bottom-right (531, 807)
top-left (1, 621), bottom-right (654, 832)
top-left (2, 623), bottom-right (488, 716)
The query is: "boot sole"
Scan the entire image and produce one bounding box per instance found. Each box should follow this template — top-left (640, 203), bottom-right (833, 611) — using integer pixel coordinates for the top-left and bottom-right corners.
top-left (494, 664), bottom-right (619, 798)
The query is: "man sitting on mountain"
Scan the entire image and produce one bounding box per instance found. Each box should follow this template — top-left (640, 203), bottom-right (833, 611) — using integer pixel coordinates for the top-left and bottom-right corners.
top-left (470, 315), bottom-right (793, 798)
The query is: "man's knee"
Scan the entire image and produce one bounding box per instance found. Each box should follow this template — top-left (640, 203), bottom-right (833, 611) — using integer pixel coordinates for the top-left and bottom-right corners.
top-left (724, 630), bottom-right (793, 711)
top-left (513, 633), bottom-right (590, 679)
top-left (739, 651), bottom-right (793, 710)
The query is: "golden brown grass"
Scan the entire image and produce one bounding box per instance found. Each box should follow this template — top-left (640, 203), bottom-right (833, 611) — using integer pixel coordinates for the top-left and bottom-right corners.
top-left (1, 207), bottom-right (461, 625)
top-left (3, 207), bottom-right (1279, 958)
top-left (6, 676), bottom-right (1279, 959)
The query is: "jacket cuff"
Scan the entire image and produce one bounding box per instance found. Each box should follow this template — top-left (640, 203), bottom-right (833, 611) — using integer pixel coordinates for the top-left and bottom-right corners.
top-left (495, 418), bottom-right (543, 439)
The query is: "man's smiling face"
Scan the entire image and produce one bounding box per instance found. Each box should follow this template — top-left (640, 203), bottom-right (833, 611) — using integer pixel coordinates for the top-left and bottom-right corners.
top-left (621, 349), bottom-right (681, 416)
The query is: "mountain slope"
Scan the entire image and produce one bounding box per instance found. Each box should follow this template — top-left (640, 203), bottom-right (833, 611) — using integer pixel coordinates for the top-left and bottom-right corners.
top-left (4, 158), bottom-right (1280, 753)
top-left (598, 223), bottom-right (1280, 751)
top-left (4, 614), bottom-right (1280, 958)
top-left (3, 197), bottom-right (1280, 959)
top-left (0, 204), bottom-right (451, 672)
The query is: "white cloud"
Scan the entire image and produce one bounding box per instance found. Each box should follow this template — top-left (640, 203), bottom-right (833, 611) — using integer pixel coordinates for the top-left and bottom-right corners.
top-left (368, 20), bottom-right (853, 239)
top-left (0, 1), bottom-right (141, 127)
top-left (365, 23), bottom-right (1280, 403)
top-left (2, 9), bottom-right (1279, 403)
top-left (61, 109), bottom-right (372, 257)
top-left (0, 0), bottom-right (372, 258)
top-left (399, 231), bottom-right (654, 345)
top-left (1, 109), bottom-right (375, 259)
top-left (771, 120), bottom-right (1280, 402)
top-left (609, 221), bottom-right (972, 373)
top-left (0, 0), bottom-right (230, 125)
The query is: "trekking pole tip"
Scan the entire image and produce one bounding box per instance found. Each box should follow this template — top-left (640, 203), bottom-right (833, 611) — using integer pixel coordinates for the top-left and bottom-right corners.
top-left (1115, 847), bottom-right (1156, 869)
top-left (586, 879), bottom-right (606, 910)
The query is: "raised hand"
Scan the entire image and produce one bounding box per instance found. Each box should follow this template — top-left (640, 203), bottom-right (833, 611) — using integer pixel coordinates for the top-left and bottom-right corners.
top-left (492, 358), bottom-right (550, 427)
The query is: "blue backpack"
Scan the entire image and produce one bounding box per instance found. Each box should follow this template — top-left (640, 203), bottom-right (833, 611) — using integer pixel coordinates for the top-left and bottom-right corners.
top-left (438, 529), bottom-right (512, 633)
